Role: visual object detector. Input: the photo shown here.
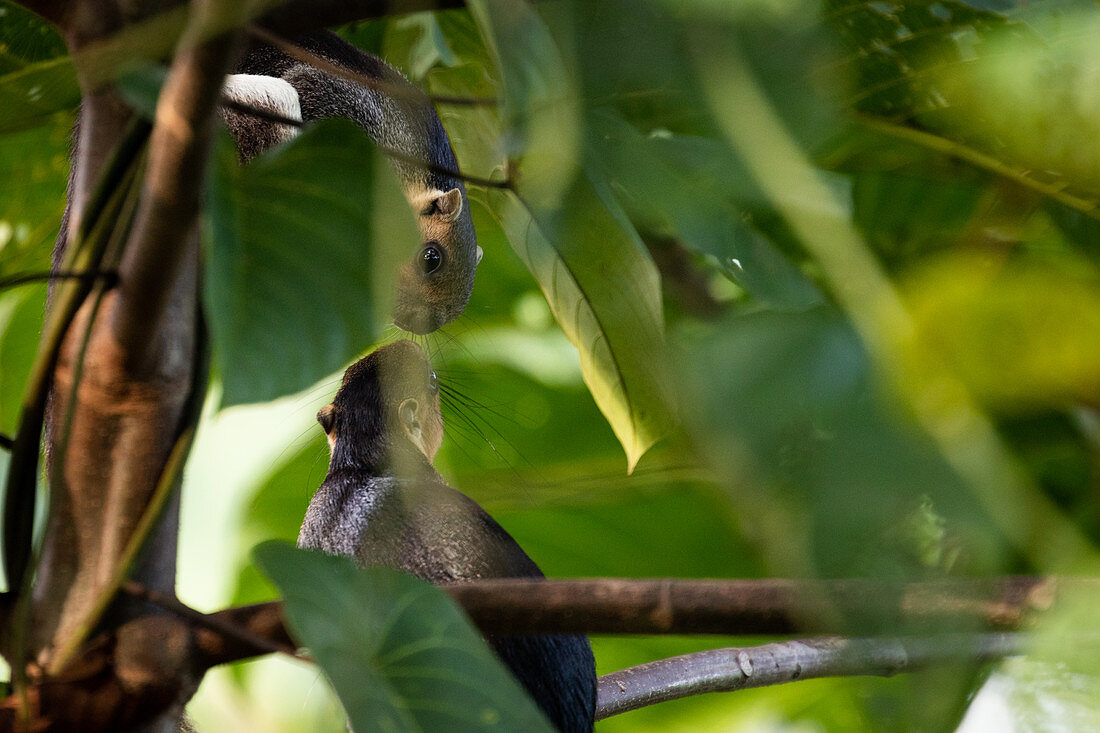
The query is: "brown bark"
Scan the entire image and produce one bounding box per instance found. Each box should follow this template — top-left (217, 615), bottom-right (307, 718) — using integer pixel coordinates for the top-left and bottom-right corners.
top-left (27, 0), bottom-right (234, 683)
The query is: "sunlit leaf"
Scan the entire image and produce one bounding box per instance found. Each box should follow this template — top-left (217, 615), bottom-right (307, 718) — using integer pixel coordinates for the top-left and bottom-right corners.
top-left (903, 251), bottom-right (1100, 412)
top-left (488, 176), bottom-right (675, 471)
top-left (204, 120), bottom-right (414, 406)
top-left (936, 14), bottom-right (1100, 191)
top-left (254, 542), bottom-right (554, 732)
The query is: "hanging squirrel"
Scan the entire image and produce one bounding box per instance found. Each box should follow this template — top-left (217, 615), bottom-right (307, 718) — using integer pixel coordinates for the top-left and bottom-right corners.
top-left (220, 31), bottom-right (483, 334)
top-left (299, 340), bottom-right (597, 732)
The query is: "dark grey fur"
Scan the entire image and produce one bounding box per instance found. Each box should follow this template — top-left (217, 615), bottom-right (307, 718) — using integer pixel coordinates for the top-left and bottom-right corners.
top-left (224, 32), bottom-right (481, 334)
top-left (300, 343), bottom-right (596, 732)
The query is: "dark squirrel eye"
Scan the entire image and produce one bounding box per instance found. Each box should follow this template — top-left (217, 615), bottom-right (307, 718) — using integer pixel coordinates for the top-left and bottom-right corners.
top-left (428, 370), bottom-right (439, 394)
top-left (419, 245), bottom-right (443, 275)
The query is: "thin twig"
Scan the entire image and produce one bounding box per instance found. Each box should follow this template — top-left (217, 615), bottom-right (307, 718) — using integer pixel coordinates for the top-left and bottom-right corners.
top-left (0, 270), bottom-right (119, 292)
top-left (382, 145), bottom-right (511, 189)
top-left (246, 25), bottom-right (497, 107)
top-left (255, 0), bottom-right (470, 45)
top-left (854, 115), bottom-right (1100, 221)
top-left (221, 97), bottom-right (512, 189)
top-left (595, 632), bottom-right (1040, 719)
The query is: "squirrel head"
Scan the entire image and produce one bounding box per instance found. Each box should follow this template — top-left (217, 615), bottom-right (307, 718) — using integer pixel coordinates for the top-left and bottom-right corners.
top-left (318, 339), bottom-right (444, 472)
top-left (393, 186), bottom-right (482, 334)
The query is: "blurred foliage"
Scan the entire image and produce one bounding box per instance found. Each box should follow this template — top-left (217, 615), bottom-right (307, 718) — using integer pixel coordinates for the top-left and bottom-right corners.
top-left (204, 121), bottom-right (413, 406)
top-left (256, 543), bottom-right (554, 731)
top-left (1, 0), bottom-right (1100, 730)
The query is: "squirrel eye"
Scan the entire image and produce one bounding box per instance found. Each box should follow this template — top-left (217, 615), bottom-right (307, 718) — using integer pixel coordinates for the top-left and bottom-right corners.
top-left (419, 245), bottom-right (443, 275)
top-left (428, 370), bottom-right (439, 394)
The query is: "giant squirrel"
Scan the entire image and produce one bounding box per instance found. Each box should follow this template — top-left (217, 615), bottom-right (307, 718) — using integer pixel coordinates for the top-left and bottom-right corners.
top-left (300, 340), bottom-right (598, 732)
top-left (221, 31), bottom-right (483, 334)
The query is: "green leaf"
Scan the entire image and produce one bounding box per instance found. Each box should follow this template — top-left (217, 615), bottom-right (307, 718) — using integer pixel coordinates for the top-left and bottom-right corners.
top-left (0, 56), bottom-right (79, 133)
top-left (204, 119), bottom-right (415, 406)
top-left (488, 175), bottom-right (676, 472)
top-left (0, 2), bottom-right (68, 71)
top-left (0, 116), bottom-right (69, 275)
top-left (254, 542), bottom-right (554, 733)
top-left (902, 251), bottom-right (1100, 412)
top-left (824, 0), bottom-right (1033, 119)
top-left (391, 12), bottom-right (460, 80)
top-left (469, 0), bottom-right (580, 202)
top-left (0, 287), bottom-right (45, 435)
top-left (850, 168), bottom-right (986, 266)
top-left (587, 109), bottom-right (821, 310)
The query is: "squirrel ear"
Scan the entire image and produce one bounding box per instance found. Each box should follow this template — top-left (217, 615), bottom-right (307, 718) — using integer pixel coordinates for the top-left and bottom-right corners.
top-left (317, 404), bottom-right (336, 434)
top-left (435, 188), bottom-right (463, 222)
top-left (398, 398), bottom-right (420, 430)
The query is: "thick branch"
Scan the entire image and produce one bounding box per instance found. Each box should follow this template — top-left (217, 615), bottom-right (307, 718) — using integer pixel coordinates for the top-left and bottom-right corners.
top-left (444, 576), bottom-right (1070, 635)
top-left (111, 5), bottom-right (239, 372)
top-left (162, 575), bottom-right (1081, 674)
top-left (595, 633), bottom-right (1035, 719)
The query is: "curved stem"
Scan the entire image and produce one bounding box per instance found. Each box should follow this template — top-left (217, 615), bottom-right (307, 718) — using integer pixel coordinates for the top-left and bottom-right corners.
top-left (595, 633), bottom-right (1037, 719)
top-left (0, 270), bottom-right (119, 292)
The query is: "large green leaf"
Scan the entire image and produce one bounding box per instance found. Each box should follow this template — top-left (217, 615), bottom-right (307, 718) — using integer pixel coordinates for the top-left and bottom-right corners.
top-left (0, 115), bottom-right (69, 275)
top-left (0, 56), bottom-right (79, 134)
top-left (468, 0), bottom-right (579, 202)
top-left (204, 119), bottom-right (415, 406)
top-left (254, 542), bottom-right (554, 733)
top-left (488, 176), bottom-right (675, 472)
top-left (415, 9), bottom-right (677, 468)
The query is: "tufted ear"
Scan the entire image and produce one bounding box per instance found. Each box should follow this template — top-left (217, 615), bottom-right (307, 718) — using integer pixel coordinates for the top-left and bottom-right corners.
top-left (411, 187), bottom-right (464, 222)
top-left (434, 188), bottom-right (464, 222)
top-left (317, 404), bottom-right (336, 434)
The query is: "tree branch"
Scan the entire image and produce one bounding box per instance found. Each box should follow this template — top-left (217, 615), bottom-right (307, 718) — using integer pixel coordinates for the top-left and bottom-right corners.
top-left (120, 582), bottom-right (298, 660)
top-left (443, 576), bottom-right (1070, 635)
top-left (110, 2), bottom-right (240, 372)
top-left (132, 574), bottom-right (1081, 676)
top-left (2, 574), bottom-right (1091, 729)
top-left (595, 632), bottom-right (1040, 719)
